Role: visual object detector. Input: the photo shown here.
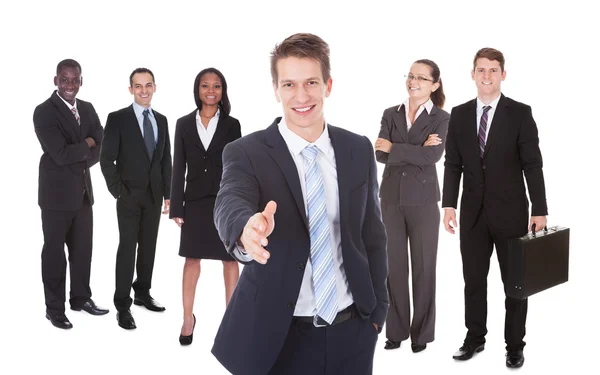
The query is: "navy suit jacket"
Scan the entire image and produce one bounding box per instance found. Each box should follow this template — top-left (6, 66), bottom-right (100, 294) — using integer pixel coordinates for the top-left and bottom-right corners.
top-left (212, 118), bottom-right (388, 374)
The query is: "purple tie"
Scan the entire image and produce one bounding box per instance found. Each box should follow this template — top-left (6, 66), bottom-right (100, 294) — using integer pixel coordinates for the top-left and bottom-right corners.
top-left (478, 106), bottom-right (491, 157)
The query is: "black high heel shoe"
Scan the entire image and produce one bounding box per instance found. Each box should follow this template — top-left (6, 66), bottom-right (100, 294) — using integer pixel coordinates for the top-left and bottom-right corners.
top-left (179, 314), bottom-right (196, 346)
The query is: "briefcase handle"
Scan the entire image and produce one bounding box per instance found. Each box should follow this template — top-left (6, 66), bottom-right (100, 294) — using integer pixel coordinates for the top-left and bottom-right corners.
top-left (531, 224), bottom-right (548, 237)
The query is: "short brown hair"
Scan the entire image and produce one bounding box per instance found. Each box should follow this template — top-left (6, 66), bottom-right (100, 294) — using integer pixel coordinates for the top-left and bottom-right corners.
top-left (473, 48), bottom-right (505, 72)
top-left (270, 33), bottom-right (331, 86)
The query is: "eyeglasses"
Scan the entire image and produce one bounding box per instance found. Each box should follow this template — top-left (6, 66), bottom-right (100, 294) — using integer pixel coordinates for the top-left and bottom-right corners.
top-left (405, 74), bottom-right (433, 83)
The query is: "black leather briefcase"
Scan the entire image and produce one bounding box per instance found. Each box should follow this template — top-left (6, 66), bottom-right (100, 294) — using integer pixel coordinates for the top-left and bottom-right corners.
top-left (506, 225), bottom-right (570, 299)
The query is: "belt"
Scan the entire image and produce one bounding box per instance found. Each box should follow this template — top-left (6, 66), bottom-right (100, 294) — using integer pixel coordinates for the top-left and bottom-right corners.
top-left (292, 304), bottom-right (358, 327)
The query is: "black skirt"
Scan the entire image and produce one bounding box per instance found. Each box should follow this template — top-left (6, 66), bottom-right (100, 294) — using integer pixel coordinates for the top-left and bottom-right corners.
top-left (178, 197), bottom-right (233, 261)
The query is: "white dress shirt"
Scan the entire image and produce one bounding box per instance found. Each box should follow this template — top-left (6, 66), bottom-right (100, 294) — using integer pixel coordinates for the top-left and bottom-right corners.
top-left (276, 118), bottom-right (354, 316)
top-left (234, 118), bottom-right (355, 316)
top-left (476, 94), bottom-right (502, 143)
top-left (56, 91), bottom-right (79, 126)
top-left (399, 98), bottom-right (433, 131)
top-left (195, 109), bottom-right (220, 149)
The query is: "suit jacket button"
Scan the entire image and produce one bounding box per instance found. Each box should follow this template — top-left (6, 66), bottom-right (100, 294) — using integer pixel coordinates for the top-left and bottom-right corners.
top-left (287, 302), bottom-right (296, 309)
top-left (402, 172), bottom-right (407, 176)
top-left (204, 169), bottom-right (207, 172)
top-left (482, 165), bottom-right (487, 170)
top-left (480, 183), bottom-right (484, 188)
top-left (297, 262), bottom-right (305, 271)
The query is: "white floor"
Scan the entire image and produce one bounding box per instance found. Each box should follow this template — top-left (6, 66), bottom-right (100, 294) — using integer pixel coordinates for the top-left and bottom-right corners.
top-left (3, 197), bottom-right (592, 375)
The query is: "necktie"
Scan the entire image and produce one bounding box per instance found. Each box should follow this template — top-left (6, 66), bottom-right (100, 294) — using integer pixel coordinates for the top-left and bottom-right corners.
top-left (478, 106), bottom-right (491, 158)
top-left (301, 145), bottom-right (338, 325)
top-left (71, 107), bottom-right (80, 125)
top-left (143, 109), bottom-right (156, 158)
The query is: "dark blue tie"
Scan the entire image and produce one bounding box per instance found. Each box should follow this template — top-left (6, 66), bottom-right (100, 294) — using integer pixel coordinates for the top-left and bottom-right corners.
top-left (143, 109), bottom-right (155, 159)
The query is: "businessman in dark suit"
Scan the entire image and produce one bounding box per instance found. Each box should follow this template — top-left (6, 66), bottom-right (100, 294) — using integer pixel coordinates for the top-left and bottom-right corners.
top-left (212, 33), bottom-right (388, 375)
top-left (34, 59), bottom-right (109, 329)
top-left (100, 68), bottom-right (172, 330)
top-left (442, 48), bottom-right (548, 369)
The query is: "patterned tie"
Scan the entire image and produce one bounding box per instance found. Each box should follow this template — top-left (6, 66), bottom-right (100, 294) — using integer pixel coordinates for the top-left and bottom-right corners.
top-left (478, 106), bottom-right (491, 157)
top-left (301, 145), bottom-right (338, 325)
top-left (71, 107), bottom-right (80, 125)
top-left (143, 109), bottom-right (156, 158)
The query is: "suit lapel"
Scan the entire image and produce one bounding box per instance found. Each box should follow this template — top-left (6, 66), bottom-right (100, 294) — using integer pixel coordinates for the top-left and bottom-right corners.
top-left (76, 100), bottom-right (88, 140)
top-left (482, 94), bottom-right (507, 158)
top-left (408, 105), bottom-right (437, 136)
top-left (328, 126), bottom-right (353, 236)
top-left (264, 120), bottom-right (309, 233)
top-left (128, 105), bottom-right (152, 161)
top-left (391, 105), bottom-right (409, 142)
top-left (465, 99), bottom-right (481, 160)
top-left (207, 115), bottom-right (229, 153)
top-left (52, 92), bottom-right (80, 136)
top-left (152, 110), bottom-right (166, 164)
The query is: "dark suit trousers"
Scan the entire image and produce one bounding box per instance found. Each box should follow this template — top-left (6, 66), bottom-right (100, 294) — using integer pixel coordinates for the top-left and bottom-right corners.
top-left (41, 194), bottom-right (93, 315)
top-left (268, 315), bottom-right (378, 375)
top-left (114, 187), bottom-right (161, 312)
top-left (382, 203), bottom-right (439, 345)
top-left (460, 208), bottom-right (528, 351)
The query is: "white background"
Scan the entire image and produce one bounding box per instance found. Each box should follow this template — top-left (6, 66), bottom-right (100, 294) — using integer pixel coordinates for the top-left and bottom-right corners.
top-left (0, 0), bottom-right (597, 374)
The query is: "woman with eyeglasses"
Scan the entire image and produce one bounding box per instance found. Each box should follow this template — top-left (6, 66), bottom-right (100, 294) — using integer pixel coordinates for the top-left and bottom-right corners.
top-left (169, 68), bottom-right (242, 346)
top-left (374, 59), bottom-right (449, 353)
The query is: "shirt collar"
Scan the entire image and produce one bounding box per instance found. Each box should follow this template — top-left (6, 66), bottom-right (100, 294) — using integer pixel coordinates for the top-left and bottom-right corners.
top-left (477, 93), bottom-right (501, 112)
top-left (277, 117), bottom-right (330, 156)
top-left (399, 98), bottom-right (434, 114)
top-left (132, 101), bottom-right (153, 118)
top-left (195, 108), bottom-right (221, 122)
top-left (55, 91), bottom-right (77, 111)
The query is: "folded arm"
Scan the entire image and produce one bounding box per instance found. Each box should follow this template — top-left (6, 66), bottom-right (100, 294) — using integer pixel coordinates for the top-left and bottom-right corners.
top-left (34, 107), bottom-right (92, 166)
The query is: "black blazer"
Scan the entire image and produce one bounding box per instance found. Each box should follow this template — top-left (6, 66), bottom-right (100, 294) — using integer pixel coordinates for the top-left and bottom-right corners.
top-left (34, 91), bottom-right (103, 210)
top-left (442, 94), bottom-right (548, 236)
top-left (212, 119), bottom-right (388, 375)
top-left (376, 104), bottom-right (449, 205)
top-left (100, 105), bottom-right (172, 204)
top-left (169, 111), bottom-right (241, 219)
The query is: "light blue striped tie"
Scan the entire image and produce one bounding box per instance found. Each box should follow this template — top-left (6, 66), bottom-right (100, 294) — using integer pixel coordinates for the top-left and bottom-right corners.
top-left (301, 145), bottom-right (338, 325)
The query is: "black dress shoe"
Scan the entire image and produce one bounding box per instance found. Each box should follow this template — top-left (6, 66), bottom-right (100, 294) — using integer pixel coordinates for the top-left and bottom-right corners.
top-left (117, 310), bottom-right (136, 330)
top-left (506, 350), bottom-right (525, 368)
top-left (71, 299), bottom-right (109, 315)
top-left (46, 313), bottom-right (73, 330)
top-left (179, 314), bottom-right (196, 346)
top-left (384, 339), bottom-right (401, 350)
top-left (411, 343), bottom-right (427, 353)
top-left (134, 295), bottom-right (166, 312)
top-left (452, 343), bottom-right (485, 360)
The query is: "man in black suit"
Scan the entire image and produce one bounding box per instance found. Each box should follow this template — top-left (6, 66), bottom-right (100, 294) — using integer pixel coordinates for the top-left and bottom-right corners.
top-left (100, 68), bottom-right (172, 330)
top-left (212, 33), bottom-right (388, 375)
top-left (442, 48), bottom-right (548, 369)
top-left (34, 59), bottom-right (109, 329)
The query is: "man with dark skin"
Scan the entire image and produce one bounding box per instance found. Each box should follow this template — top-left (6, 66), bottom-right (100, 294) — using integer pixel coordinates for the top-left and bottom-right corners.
top-left (34, 59), bottom-right (109, 329)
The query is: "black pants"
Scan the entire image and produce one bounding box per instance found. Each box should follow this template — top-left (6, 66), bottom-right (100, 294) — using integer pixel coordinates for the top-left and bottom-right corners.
top-left (460, 209), bottom-right (528, 351)
top-left (41, 195), bottom-right (93, 315)
top-left (268, 313), bottom-right (378, 375)
top-left (114, 187), bottom-right (161, 312)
